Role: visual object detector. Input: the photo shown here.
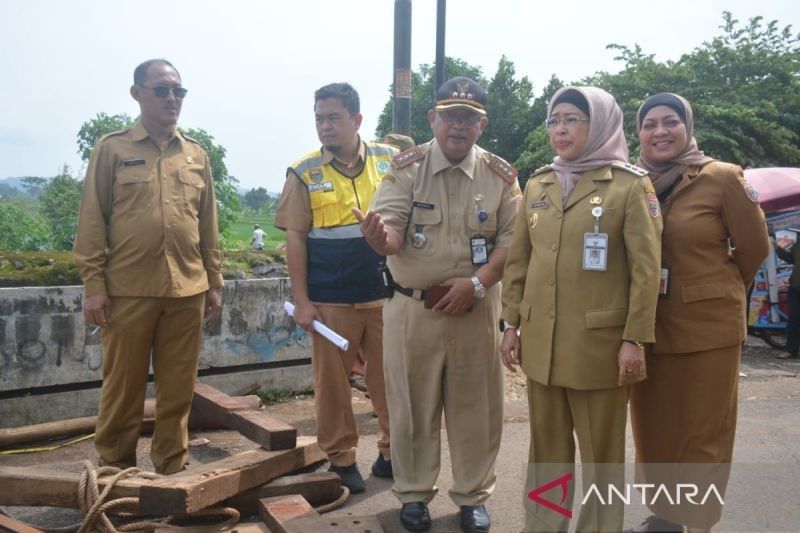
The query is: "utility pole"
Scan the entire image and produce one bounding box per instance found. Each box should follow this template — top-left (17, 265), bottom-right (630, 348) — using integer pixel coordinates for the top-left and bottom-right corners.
top-left (392, 0), bottom-right (412, 134)
top-left (435, 0), bottom-right (446, 96)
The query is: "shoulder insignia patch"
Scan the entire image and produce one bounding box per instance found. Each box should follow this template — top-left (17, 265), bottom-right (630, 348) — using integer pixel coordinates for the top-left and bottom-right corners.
top-left (485, 153), bottom-right (518, 185)
top-left (642, 181), bottom-right (656, 194)
top-left (530, 164), bottom-right (553, 178)
top-left (612, 162), bottom-right (648, 177)
top-left (646, 193), bottom-right (661, 218)
top-left (737, 176), bottom-right (759, 203)
top-left (392, 145), bottom-right (427, 169)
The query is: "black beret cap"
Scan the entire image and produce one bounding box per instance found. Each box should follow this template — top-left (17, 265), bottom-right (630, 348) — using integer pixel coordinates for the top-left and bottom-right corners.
top-left (435, 76), bottom-right (487, 115)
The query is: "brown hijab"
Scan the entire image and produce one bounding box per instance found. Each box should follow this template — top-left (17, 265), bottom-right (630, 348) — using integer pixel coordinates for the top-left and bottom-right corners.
top-left (635, 93), bottom-right (714, 195)
top-left (549, 86), bottom-right (629, 201)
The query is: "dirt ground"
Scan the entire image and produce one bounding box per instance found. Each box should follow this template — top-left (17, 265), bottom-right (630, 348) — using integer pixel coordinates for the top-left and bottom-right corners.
top-left (1, 336), bottom-right (798, 531)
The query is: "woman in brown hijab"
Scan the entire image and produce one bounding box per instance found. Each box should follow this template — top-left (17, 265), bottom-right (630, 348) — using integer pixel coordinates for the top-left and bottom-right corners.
top-left (500, 87), bottom-right (662, 532)
top-left (627, 93), bottom-right (770, 532)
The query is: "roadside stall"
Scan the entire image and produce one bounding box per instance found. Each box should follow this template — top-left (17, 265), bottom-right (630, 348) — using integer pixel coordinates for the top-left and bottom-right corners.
top-left (744, 167), bottom-right (800, 348)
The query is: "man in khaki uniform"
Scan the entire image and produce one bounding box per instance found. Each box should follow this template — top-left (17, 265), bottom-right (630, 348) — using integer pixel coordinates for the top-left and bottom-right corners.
top-left (356, 77), bottom-right (520, 532)
top-left (73, 59), bottom-right (223, 475)
top-left (275, 83), bottom-right (395, 493)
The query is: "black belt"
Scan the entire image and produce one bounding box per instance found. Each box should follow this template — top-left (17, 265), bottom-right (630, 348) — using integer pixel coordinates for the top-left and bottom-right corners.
top-left (392, 282), bottom-right (426, 301)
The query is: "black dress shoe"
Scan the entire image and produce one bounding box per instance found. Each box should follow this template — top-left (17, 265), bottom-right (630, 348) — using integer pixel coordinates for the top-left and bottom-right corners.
top-left (328, 463), bottom-right (366, 493)
top-left (371, 453), bottom-right (393, 478)
top-left (400, 501), bottom-right (431, 531)
top-left (460, 504), bottom-right (490, 532)
top-left (623, 514), bottom-right (683, 533)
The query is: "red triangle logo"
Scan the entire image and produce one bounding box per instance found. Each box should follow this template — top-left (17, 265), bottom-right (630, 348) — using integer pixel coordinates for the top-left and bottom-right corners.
top-left (527, 472), bottom-right (573, 518)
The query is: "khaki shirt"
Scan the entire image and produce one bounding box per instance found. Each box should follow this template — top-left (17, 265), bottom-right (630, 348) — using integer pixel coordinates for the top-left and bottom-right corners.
top-left (500, 165), bottom-right (662, 389)
top-left (370, 140), bottom-right (519, 289)
top-left (73, 120), bottom-right (223, 298)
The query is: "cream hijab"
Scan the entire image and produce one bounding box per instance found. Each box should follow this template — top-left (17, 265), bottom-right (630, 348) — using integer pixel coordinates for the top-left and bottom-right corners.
top-left (549, 86), bottom-right (629, 201)
top-left (635, 93), bottom-right (714, 196)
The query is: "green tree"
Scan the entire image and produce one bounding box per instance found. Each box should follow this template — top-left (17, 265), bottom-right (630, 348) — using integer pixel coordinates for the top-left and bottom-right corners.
top-left (515, 75), bottom-right (564, 186)
top-left (0, 200), bottom-right (50, 250)
top-left (585, 12), bottom-right (800, 166)
top-left (375, 57), bottom-right (487, 145)
top-left (77, 113), bottom-right (134, 161)
top-left (244, 187), bottom-right (270, 212)
top-left (38, 165), bottom-right (83, 250)
top-left (482, 56), bottom-right (534, 165)
top-left (20, 176), bottom-right (48, 197)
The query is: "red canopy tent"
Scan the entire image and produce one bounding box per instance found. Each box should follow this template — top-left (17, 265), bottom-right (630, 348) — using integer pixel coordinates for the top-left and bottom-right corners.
top-left (744, 167), bottom-right (800, 215)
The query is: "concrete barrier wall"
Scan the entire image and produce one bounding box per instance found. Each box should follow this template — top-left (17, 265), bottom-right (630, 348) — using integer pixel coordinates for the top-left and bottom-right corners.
top-left (0, 279), bottom-right (313, 426)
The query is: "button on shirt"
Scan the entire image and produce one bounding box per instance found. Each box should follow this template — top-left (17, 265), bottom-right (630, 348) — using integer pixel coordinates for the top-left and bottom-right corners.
top-left (74, 121), bottom-right (223, 298)
top-left (370, 140), bottom-right (518, 289)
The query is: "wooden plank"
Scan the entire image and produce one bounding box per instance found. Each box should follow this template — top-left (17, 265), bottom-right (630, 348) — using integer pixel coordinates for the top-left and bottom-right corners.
top-left (281, 515), bottom-right (384, 532)
top-left (138, 436), bottom-right (324, 516)
top-left (0, 395), bottom-right (261, 448)
top-left (154, 523), bottom-right (269, 533)
top-left (192, 383), bottom-right (296, 450)
top-left (0, 465), bottom-right (145, 509)
top-left (0, 511), bottom-right (45, 533)
top-left (222, 472), bottom-right (341, 517)
top-left (258, 495), bottom-right (318, 533)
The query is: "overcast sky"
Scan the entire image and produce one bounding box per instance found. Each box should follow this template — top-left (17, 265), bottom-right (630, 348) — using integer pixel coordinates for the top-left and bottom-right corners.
top-left (1, 0), bottom-right (798, 193)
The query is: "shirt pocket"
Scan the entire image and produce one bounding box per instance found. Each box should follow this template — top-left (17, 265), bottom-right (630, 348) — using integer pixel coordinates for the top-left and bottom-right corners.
top-left (309, 188), bottom-right (341, 227)
top-left (407, 205), bottom-right (442, 257)
top-left (178, 166), bottom-right (207, 214)
top-left (680, 283), bottom-right (727, 303)
top-left (114, 166), bottom-right (156, 211)
top-left (467, 210), bottom-right (498, 243)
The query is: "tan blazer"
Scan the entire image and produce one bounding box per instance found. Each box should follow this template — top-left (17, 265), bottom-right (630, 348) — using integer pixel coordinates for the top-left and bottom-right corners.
top-left (652, 161), bottom-right (770, 354)
top-left (501, 164), bottom-right (663, 389)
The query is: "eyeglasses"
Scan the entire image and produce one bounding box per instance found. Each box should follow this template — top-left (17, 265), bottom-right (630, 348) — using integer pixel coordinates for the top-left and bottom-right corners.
top-left (139, 85), bottom-right (188, 99)
top-left (545, 116), bottom-right (589, 129)
top-left (439, 111), bottom-right (482, 126)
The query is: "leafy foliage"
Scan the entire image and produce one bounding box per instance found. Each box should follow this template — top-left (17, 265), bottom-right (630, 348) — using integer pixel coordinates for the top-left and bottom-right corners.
top-left (482, 56), bottom-right (535, 165)
top-left (38, 165), bottom-right (83, 250)
top-left (243, 187), bottom-right (271, 212)
top-left (0, 200), bottom-right (51, 250)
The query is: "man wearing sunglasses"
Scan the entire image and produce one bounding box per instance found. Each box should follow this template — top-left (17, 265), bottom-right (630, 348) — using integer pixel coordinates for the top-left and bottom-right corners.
top-left (74, 59), bottom-right (223, 475)
top-left (356, 77), bottom-right (521, 532)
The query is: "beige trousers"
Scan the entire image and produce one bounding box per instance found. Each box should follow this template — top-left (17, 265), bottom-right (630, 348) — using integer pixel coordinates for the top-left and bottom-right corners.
top-left (524, 379), bottom-right (629, 532)
top-left (95, 293), bottom-right (205, 475)
top-left (313, 304), bottom-right (390, 466)
top-left (383, 286), bottom-right (503, 506)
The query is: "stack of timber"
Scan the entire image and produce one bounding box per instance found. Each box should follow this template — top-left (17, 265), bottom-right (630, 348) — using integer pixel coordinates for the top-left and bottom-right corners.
top-left (0, 383), bottom-right (384, 532)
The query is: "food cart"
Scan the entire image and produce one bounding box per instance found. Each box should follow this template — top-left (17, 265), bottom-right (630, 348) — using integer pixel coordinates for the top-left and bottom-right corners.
top-left (744, 167), bottom-right (800, 348)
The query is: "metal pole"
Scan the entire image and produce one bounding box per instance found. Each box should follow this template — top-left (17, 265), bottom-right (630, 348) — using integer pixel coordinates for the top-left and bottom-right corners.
top-left (392, 0), bottom-right (412, 134)
top-left (435, 0), bottom-right (446, 96)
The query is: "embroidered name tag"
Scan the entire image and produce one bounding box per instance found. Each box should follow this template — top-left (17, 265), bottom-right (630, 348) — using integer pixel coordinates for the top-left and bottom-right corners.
top-left (308, 182), bottom-right (334, 193)
top-left (412, 201), bottom-right (435, 209)
top-left (122, 159), bottom-right (146, 166)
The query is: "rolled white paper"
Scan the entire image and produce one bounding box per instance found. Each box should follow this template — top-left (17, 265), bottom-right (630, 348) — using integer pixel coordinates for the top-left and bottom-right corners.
top-left (283, 301), bottom-right (350, 351)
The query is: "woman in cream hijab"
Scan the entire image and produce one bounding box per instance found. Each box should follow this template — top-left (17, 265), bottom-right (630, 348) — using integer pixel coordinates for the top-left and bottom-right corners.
top-left (627, 93), bottom-right (770, 533)
top-left (500, 87), bottom-right (662, 532)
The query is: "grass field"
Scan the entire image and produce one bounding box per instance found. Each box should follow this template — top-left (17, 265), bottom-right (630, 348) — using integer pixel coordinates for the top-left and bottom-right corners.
top-left (227, 211), bottom-right (284, 251)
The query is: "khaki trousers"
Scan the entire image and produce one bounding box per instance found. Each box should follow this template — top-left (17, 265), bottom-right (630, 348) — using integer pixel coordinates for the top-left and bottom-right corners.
top-left (94, 293), bottom-right (205, 475)
top-left (384, 287), bottom-right (503, 506)
top-left (524, 379), bottom-right (629, 533)
top-left (313, 304), bottom-right (390, 466)
top-left (631, 345), bottom-right (739, 529)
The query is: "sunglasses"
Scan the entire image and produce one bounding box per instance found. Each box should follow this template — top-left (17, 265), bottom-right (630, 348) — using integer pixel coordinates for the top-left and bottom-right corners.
top-left (139, 85), bottom-right (188, 99)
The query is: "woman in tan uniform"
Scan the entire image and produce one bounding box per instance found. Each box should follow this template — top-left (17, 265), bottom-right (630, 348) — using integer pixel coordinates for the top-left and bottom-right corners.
top-left (627, 93), bottom-right (770, 532)
top-left (500, 87), bottom-right (662, 532)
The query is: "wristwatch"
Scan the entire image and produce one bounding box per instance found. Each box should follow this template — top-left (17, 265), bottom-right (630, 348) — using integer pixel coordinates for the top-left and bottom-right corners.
top-left (470, 275), bottom-right (486, 298)
top-left (627, 340), bottom-right (645, 350)
top-left (500, 320), bottom-right (518, 332)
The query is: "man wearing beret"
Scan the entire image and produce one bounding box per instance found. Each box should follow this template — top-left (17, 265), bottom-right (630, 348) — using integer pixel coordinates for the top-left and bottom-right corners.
top-left (356, 77), bottom-right (520, 532)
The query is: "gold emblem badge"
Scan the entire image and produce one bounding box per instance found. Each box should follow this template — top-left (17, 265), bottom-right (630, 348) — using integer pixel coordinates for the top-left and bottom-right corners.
top-left (186, 156), bottom-right (194, 164)
top-left (589, 196), bottom-right (602, 205)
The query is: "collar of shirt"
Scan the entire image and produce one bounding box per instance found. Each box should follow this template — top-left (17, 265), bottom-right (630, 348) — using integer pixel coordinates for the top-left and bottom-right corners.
top-left (131, 119), bottom-right (183, 147)
top-left (321, 136), bottom-right (365, 169)
top-left (430, 139), bottom-right (477, 180)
